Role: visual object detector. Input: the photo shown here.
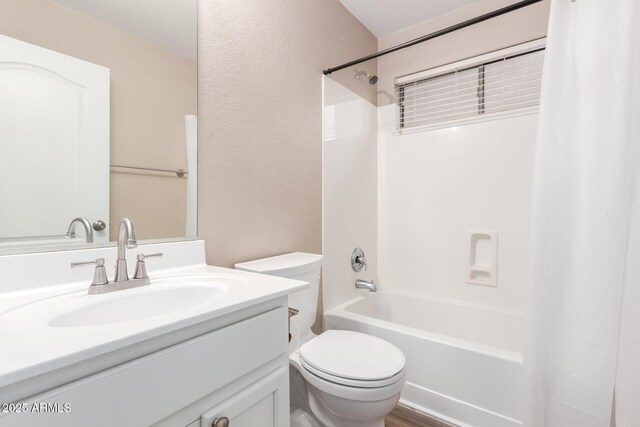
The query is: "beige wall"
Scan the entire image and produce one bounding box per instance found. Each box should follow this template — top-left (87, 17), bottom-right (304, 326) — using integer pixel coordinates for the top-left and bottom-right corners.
top-left (198, 0), bottom-right (377, 268)
top-left (377, 0), bottom-right (550, 106)
top-left (0, 0), bottom-right (197, 240)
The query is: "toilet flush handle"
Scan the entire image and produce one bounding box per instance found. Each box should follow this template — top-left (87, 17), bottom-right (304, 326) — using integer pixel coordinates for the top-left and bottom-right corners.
top-left (288, 307), bottom-right (299, 343)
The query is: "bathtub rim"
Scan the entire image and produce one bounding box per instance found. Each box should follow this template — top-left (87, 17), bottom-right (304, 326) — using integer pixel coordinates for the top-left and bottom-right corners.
top-left (324, 291), bottom-right (523, 364)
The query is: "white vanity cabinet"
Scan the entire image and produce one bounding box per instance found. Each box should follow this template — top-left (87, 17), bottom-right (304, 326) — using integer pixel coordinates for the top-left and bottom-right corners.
top-left (1, 304), bottom-right (291, 427)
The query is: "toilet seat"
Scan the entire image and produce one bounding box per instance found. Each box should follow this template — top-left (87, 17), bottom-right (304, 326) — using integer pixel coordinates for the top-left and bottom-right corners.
top-left (298, 330), bottom-right (405, 388)
top-left (300, 358), bottom-right (405, 388)
top-left (290, 351), bottom-right (406, 402)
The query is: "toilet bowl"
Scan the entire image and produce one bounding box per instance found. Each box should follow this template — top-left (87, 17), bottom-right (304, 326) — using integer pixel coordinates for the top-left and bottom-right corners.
top-left (291, 329), bottom-right (405, 427)
top-left (236, 253), bottom-right (406, 427)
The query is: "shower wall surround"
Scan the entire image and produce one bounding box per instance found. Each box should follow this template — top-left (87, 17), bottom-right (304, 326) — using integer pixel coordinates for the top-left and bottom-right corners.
top-left (378, 108), bottom-right (538, 311)
top-left (320, 0), bottom-right (550, 314)
top-left (322, 77), bottom-right (378, 311)
top-left (375, 0), bottom-right (549, 312)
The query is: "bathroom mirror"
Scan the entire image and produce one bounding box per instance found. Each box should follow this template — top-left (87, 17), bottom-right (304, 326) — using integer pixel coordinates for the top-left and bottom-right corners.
top-left (0, 0), bottom-right (197, 254)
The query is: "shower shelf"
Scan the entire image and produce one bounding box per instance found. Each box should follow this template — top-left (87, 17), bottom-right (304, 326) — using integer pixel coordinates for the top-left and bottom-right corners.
top-left (465, 230), bottom-right (498, 287)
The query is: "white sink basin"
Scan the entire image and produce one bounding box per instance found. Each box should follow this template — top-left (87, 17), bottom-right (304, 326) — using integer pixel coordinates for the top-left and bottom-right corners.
top-left (2, 273), bottom-right (244, 328)
top-left (50, 284), bottom-right (226, 327)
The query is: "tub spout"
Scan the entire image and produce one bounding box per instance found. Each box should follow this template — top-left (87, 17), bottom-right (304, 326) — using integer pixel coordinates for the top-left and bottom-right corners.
top-left (355, 278), bottom-right (377, 292)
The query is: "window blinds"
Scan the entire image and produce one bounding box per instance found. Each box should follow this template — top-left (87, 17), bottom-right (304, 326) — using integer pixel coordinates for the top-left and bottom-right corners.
top-left (396, 48), bottom-right (544, 130)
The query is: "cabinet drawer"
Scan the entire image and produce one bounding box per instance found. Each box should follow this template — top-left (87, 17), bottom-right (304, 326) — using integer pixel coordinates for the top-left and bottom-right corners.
top-left (2, 307), bottom-right (288, 427)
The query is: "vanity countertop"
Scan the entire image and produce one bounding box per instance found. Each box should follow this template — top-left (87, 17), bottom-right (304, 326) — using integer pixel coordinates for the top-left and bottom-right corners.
top-left (0, 241), bottom-right (307, 403)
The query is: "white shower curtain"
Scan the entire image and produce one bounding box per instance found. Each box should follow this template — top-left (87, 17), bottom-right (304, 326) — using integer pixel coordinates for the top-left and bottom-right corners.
top-left (525, 0), bottom-right (640, 426)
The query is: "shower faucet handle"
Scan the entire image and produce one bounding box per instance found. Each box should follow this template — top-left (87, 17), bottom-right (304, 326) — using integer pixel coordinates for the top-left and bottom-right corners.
top-left (351, 247), bottom-right (367, 272)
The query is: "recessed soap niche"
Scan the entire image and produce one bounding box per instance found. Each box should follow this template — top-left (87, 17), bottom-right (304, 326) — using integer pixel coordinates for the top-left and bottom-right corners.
top-left (465, 230), bottom-right (498, 287)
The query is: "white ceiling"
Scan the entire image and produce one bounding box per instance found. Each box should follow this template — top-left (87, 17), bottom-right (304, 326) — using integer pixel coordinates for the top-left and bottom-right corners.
top-left (52, 0), bottom-right (197, 61)
top-left (339, 0), bottom-right (481, 38)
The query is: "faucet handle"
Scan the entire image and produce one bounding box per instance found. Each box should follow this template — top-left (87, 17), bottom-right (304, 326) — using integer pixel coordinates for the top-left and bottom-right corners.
top-left (351, 247), bottom-right (367, 272)
top-left (70, 258), bottom-right (109, 286)
top-left (133, 253), bottom-right (163, 280)
top-left (137, 253), bottom-right (163, 261)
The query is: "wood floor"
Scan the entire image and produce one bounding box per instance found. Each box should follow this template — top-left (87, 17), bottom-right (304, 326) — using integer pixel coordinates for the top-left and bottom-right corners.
top-left (385, 404), bottom-right (458, 427)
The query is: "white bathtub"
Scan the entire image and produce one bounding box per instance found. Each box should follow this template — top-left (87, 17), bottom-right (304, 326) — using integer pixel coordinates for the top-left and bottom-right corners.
top-left (324, 292), bottom-right (524, 427)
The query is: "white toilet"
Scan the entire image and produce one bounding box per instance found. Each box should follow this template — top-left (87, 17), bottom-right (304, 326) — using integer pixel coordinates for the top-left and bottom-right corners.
top-left (236, 252), bottom-right (406, 427)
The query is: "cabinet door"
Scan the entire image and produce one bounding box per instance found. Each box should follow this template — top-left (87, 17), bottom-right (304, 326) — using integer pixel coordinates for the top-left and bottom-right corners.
top-left (200, 367), bottom-right (289, 427)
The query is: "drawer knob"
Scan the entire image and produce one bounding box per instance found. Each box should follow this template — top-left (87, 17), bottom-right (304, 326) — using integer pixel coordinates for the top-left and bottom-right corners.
top-left (213, 417), bottom-right (229, 427)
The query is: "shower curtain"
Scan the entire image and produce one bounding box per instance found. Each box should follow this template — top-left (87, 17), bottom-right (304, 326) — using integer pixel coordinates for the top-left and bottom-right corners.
top-left (525, 0), bottom-right (640, 426)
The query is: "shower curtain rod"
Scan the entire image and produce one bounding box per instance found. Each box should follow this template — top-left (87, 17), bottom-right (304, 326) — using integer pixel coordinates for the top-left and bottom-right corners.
top-left (322, 0), bottom-right (543, 75)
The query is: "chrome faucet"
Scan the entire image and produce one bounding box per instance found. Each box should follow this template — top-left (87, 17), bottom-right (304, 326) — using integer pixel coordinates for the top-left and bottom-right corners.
top-left (355, 278), bottom-right (377, 292)
top-left (70, 218), bottom-right (163, 294)
top-left (66, 217), bottom-right (94, 243)
top-left (115, 218), bottom-right (137, 282)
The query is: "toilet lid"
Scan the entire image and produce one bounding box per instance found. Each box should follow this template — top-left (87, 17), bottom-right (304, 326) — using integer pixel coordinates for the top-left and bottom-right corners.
top-left (299, 330), bottom-right (405, 382)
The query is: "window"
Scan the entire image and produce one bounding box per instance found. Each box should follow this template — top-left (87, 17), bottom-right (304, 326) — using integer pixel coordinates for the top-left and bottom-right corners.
top-left (396, 41), bottom-right (545, 131)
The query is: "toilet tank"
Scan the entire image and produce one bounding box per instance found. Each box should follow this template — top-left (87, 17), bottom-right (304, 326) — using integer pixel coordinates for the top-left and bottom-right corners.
top-left (235, 253), bottom-right (323, 338)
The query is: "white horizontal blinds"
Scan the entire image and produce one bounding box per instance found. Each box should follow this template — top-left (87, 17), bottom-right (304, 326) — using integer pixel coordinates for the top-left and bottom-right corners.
top-left (484, 49), bottom-right (544, 114)
top-left (396, 47), bottom-right (544, 130)
top-left (398, 68), bottom-right (478, 129)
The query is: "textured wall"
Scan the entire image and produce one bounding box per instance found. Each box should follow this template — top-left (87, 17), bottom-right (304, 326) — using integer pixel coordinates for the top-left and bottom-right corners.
top-left (0, 0), bottom-right (197, 241)
top-left (377, 0), bottom-right (550, 106)
top-left (198, 0), bottom-right (377, 268)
